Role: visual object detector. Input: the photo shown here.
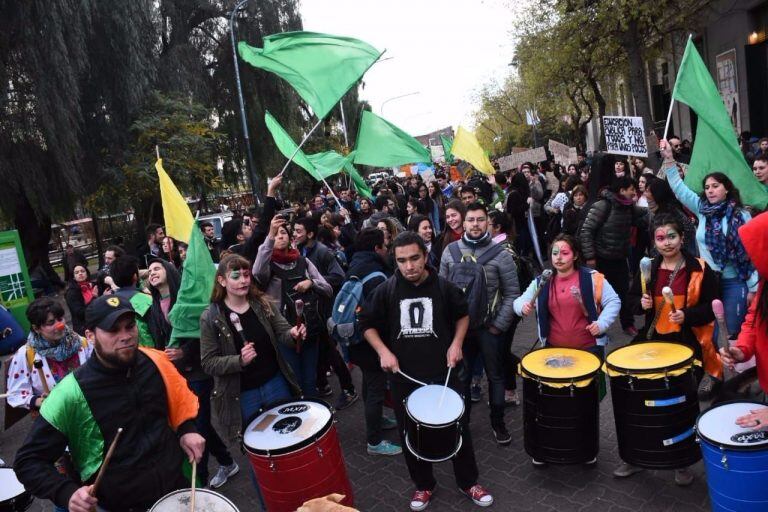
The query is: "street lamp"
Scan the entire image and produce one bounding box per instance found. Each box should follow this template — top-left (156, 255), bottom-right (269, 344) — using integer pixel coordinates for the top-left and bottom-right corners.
top-left (380, 91), bottom-right (420, 116)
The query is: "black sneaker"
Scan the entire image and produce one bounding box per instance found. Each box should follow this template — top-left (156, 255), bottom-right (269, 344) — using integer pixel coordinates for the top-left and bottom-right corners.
top-left (318, 384), bottom-right (333, 397)
top-left (335, 390), bottom-right (359, 411)
top-left (698, 374), bottom-right (722, 401)
top-left (491, 423), bottom-right (512, 446)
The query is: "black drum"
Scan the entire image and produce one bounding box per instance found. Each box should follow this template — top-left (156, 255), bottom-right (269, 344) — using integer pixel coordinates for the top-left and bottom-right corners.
top-left (605, 342), bottom-right (701, 469)
top-left (520, 348), bottom-right (601, 464)
top-left (404, 385), bottom-right (465, 462)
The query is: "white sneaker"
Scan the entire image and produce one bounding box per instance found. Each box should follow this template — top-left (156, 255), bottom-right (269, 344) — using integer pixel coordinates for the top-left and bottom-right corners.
top-left (209, 462), bottom-right (239, 488)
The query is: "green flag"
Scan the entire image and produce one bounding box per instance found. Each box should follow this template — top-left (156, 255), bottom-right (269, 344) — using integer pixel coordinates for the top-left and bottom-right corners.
top-left (264, 111), bottom-right (325, 180)
top-left (440, 134), bottom-right (454, 163)
top-left (344, 162), bottom-right (373, 199)
top-left (353, 110), bottom-right (431, 167)
top-left (307, 150), bottom-right (356, 179)
top-left (672, 38), bottom-right (768, 209)
top-left (168, 227), bottom-right (216, 344)
top-left (239, 32), bottom-right (382, 120)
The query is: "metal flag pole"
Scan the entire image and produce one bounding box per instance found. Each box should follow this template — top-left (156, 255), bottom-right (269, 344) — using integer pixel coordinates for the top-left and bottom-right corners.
top-left (339, 100), bottom-right (351, 190)
top-left (229, 0), bottom-right (261, 205)
top-left (275, 117), bottom-right (324, 178)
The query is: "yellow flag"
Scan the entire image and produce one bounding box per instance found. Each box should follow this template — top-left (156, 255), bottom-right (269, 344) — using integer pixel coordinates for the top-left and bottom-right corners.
top-left (156, 158), bottom-right (194, 243)
top-left (451, 126), bottom-right (494, 175)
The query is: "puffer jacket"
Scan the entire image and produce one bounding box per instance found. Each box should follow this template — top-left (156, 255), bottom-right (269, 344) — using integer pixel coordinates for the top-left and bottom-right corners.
top-left (580, 190), bottom-right (647, 260)
top-left (438, 235), bottom-right (520, 333)
top-left (200, 300), bottom-right (301, 442)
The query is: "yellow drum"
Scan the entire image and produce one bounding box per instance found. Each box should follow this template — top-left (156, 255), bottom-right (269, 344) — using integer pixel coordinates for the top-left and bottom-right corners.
top-left (605, 342), bottom-right (701, 469)
top-left (520, 348), bottom-right (601, 464)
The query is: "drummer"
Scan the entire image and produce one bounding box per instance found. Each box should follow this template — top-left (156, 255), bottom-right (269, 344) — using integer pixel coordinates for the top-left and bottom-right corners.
top-left (617, 213), bottom-right (719, 485)
top-left (513, 234), bottom-right (621, 361)
top-left (721, 208), bottom-right (768, 428)
top-left (359, 232), bottom-right (494, 511)
top-left (14, 295), bottom-right (206, 512)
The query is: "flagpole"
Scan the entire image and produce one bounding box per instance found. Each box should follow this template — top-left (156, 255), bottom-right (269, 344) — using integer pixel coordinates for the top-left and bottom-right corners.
top-left (276, 117), bottom-right (324, 178)
top-left (662, 98), bottom-right (675, 141)
top-left (339, 101), bottom-right (351, 190)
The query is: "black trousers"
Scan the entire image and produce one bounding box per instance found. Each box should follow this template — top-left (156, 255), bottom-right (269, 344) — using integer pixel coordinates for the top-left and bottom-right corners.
top-left (596, 256), bottom-right (633, 329)
top-left (391, 376), bottom-right (479, 491)
top-left (362, 369), bottom-right (388, 445)
top-left (316, 333), bottom-right (355, 392)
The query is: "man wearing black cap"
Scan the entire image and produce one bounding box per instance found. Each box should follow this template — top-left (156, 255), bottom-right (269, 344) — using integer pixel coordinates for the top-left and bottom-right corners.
top-left (15, 295), bottom-right (205, 512)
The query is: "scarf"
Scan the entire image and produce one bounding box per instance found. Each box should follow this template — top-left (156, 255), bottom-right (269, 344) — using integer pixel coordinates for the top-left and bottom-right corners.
top-left (28, 328), bottom-right (82, 362)
top-left (700, 199), bottom-right (755, 281)
top-left (271, 247), bottom-right (300, 265)
top-left (79, 281), bottom-right (94, 305)
top-left (647, 197), bottom-right (658, 213)
top-left (614, 194), bottom-right (635, 207)
top-left (448, 228), bottom-right (463, 243)
top-left (462, 231), bottom-right (491, 247)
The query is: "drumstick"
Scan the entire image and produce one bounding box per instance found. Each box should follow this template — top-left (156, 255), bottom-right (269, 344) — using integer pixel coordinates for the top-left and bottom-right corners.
top-left (639, 257), bottom-right (652, 295)
top-left (0, 393), bottom-right (8, 399)
top-left (662, 286), bottom-right (677, 313)
top-left (90, 427), bottom-right (123, 497)
top-left (438, 366), bottom-right (452, 408)
top-left (396, 369), bottom-right (428, 387)
top-left (33, 359), bottom-right (51, 396)
top-left (570, 286), bottom-right (589, 318)
top-left (229, 312), bottom-right (256, 361)
top-left (528, 269), bottom-right (553, 307)
top-left (190, 460), bottom-right (197, 512)
top-left (294, 299), bottom-right (305, 353)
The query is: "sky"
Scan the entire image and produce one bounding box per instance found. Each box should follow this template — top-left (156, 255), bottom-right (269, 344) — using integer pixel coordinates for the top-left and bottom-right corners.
top-left (300, 0), bottom-right (516, 137)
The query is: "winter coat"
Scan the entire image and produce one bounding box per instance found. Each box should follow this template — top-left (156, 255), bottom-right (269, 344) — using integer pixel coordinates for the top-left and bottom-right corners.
top-left (580, 190), bottom-right (648, 261)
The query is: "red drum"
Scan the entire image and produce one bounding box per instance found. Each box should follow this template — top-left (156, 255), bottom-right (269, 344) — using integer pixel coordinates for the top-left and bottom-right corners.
top-left (243, 398), bottom-right (353, 512)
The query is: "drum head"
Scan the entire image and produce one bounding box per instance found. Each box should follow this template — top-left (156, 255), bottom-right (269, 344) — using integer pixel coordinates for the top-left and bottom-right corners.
top-left (150, 489), bottom-right (238, 512)
top-left (406, 385), bottom-right (464, 425)
top-left (520, 348), bottom-right (601, 382)
top-left (0, 467), bottom-right (26, 502)
top-left (697, 401), bottom-right (768, 450)
top-left (606, 342), bottom-right (693, 373)
top-left (243, 398), bottom-right (332, 455)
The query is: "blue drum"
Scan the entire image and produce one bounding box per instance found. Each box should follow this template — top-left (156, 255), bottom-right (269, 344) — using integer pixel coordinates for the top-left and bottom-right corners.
top-left (696, 401), bottom-right (768, 511)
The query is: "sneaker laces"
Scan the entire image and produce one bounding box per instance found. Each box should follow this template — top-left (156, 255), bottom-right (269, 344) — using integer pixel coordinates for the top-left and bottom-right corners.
top-left (412, 490), bottom-right (431, 504)
top-left (465, 485), bottom-right (488, 500)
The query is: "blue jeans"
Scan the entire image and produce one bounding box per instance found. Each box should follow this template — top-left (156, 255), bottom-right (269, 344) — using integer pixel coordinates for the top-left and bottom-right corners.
top-left (240, 373), bottom-right (292, 512)
top-left (188, 378), bottom-right (234, 483)
top-left (715, 277), bottom-right (749, 345)
top-left (277, 338), bottom-right (319, 397)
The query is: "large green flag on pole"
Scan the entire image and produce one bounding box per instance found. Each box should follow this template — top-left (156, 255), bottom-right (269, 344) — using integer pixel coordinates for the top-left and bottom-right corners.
top-left (440, 134), bottom-right (454, 163)
top-left (353, 110), bottom-right (432, 167)
top-left (239, 32), bottom-right (383, 119)
top-left (343, 161), bottom-right (373, 199)
top-left (672, 38), bottom-right (768, 209)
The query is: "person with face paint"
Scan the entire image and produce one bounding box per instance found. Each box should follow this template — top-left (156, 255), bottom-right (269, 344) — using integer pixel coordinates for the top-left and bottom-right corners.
top-left (14, 295), bottom-right (205, 512)
top-left (660, 139), bottom-right (758, 397)
top-left (615, 214), bottom-right (719, 485)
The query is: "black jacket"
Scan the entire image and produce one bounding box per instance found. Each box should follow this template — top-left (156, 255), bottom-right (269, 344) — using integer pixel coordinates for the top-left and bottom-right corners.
top-left (346, 251), bottom-right (390, 371)
top-left (64, 281), bottom-right (88, 335)
top-left (14, 351), bottom-right (196, 510)
top-left (580, 190), bottom-right (648, 260)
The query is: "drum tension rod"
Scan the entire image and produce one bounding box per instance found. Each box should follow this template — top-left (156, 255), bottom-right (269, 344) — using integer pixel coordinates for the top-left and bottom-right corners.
top-left (664, 369), bottom-right (670, 389)
top-left (569, 382), bottom-right (575, 397)
top-left (719, 446), bottom-right (728, 470)
top-left (628, 374), bottom-right (635, 391)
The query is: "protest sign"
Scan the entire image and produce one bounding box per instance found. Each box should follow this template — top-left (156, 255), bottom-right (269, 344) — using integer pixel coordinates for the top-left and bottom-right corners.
top-left (497, 147), bottom-right (547, 172)
top-left (548, 139), bottom-right (577, 165)
top-left (603, 116), bottom-right (648, 157)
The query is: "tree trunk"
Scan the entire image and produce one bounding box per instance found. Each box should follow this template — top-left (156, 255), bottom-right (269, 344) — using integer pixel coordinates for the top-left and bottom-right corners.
top-left (587, 75), bottom-right (607, 150)
top-left (621, 20), bottom-right (654, 133)
top-left (15, 193), bottom-right (63, 287)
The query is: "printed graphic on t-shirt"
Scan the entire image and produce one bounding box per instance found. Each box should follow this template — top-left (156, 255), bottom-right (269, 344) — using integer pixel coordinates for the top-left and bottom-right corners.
top-left (399, 298), bottom-right (435, 338)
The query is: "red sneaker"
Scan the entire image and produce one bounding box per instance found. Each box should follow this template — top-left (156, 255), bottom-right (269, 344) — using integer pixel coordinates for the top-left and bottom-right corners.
top-left (410, 489), bottom-right (434, 511)
top-left (462, 484), bottom-right (494, 507)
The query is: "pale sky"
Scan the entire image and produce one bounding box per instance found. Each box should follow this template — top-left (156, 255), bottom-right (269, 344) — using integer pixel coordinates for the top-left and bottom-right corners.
top-left (300, 0), bottom-right (516, 137)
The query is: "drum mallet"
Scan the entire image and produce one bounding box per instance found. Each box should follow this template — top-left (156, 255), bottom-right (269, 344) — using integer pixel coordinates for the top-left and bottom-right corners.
top-left (230, 313), bottom-right (256, 362)
top-left (569, 286), bottom-right (590, 318)
top-left (90, 427), bottom-right (123, 498)
top-left (438, 367), bottom-right (452, 408)
top-left (190, 460), bottom-right (197, 512)
top-left (528, 269), bottom-right (553, 308)
top-left (33, 358), bottom-right (51, 396)
top-left (662, 287), bottom-right (677, 313)
top-left (713, 299), bottom-right (735, 376)
top-left (639, 257), bottom-right (653, 296)
top-left (294, 299), bottom-right (305, 354)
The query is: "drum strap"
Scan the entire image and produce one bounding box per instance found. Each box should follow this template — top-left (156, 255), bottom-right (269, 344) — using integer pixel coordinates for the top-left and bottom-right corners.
top-left (646, 258), bottom-right (684, 339)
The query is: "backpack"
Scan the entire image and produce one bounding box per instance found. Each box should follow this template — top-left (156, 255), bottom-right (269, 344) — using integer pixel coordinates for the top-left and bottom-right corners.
top-left (327, 271), bottom-right (387, 347)
top-left (446, 243), bottom-right (504, 330)
top-left (497, 239), bottom-right (535, 293)
top-left (270, 258), bottom-right (324, 338)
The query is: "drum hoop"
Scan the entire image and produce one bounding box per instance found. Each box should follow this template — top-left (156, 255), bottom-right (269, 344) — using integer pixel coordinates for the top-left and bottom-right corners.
top-left (242, 396), bottom-right (334, 456)
top-left (605, 342), bottom-right (694, 375)
top-left (404, 432), bottom-right (463, 463)
top-left (404, 393), bottom-right (465, 427)
top-left (149, 488), bottom-right (238, 512)
top-left (696, 399), bottom-right (768, 452)
top-left (520, 349), bottom-right (601, 383)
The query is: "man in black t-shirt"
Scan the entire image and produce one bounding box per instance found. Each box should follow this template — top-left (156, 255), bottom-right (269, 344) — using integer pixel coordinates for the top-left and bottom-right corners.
top-left (359, 232), bottom-right (493, 511)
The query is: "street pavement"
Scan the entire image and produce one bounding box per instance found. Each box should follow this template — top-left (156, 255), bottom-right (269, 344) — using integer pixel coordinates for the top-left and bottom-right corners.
top-left (1, 314), bottom-right (711, 511)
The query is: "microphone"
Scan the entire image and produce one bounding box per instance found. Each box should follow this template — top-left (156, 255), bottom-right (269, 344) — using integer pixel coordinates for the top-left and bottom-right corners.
top-left (639, 257), bottom-right (652, 295)
top-left (662, 286), bottom-right (677, 313)
top-left (570, 286), bottom-right (589, 318)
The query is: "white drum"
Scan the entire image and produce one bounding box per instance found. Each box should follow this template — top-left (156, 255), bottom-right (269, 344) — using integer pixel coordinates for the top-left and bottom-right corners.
top-left (404, 385), bottom-right (465, 462)
top-left (243, 399), bottom-right (333, 455)
top-left (0, 467), bottom-right (32, 512)
top-left (149, 489), bottom-right (238, 512)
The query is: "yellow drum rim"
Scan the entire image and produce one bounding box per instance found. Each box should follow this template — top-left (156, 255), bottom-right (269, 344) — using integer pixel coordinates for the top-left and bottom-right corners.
top-left (605, 342), bottom-right (694, 374)
top-left (520, 347), bottom-right (601, 383)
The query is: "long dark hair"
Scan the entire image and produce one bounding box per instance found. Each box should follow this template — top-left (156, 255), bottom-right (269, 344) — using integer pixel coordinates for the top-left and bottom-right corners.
top-left (700, 172), bottom-right (743, 207)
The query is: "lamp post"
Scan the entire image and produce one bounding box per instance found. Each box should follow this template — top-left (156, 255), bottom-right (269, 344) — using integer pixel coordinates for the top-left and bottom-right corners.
top-left (229, 0), bottom-right (261, 204)
top-left (380, 91), bottom-right (420, 116)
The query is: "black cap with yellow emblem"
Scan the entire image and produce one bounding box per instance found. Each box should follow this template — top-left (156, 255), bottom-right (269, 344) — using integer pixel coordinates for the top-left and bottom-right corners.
top-left (85, 295), bottom-right (136, 330)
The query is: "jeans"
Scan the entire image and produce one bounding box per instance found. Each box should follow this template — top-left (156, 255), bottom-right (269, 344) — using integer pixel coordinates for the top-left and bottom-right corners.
top-left (597, 257), bottom-right (633, 329)
top-left (463, 329), bottom-right (506, 424)
top-left (277, 338), bottom-right (319, 397)
top-left (716, 277), bottom-right (749, 344)
top-left (362, 369), bottom-right (388, 445)
top-left (504, 316), bottom-right (521, 390)
top-left (188, 378), bottom-right (234, 483)
top-left (240, 373), bottom-right (292, 512)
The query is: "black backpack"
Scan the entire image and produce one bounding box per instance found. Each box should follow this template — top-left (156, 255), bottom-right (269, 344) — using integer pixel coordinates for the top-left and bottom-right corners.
top-left (446, 243), bottom-right (504, 330)
top-left (270, 258), bottom-right (324, 338)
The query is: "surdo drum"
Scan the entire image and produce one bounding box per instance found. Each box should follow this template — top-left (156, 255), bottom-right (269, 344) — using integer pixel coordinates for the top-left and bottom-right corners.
top-left (520, 347), bottom-right (601, 464)
top-left (404, 384), bottom-right (465, 462)
top-left (243, 398), bottom-right (353, 512)
top-left (149, 489), bottom-right (238, 512)
top-left (0, 467), bottom-right (32, 512)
